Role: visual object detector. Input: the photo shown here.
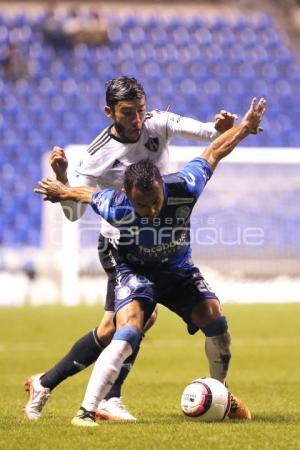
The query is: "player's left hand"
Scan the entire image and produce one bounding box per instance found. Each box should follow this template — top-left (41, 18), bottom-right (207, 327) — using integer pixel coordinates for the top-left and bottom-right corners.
top-left (34, 177), bottom-right (66, 202)
top-left (214, 110), bottom-right (238, 133)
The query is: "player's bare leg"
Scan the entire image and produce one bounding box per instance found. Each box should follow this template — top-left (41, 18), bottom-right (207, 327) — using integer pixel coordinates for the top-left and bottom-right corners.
top-left (191, 299), bottom-right (251, 420)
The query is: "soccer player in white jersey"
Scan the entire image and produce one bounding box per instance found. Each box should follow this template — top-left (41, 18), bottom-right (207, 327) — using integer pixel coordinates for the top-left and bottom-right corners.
top-left (34, 97), bottom-right (266, 426)
top-left (24, 76), bottom-right (237, 422)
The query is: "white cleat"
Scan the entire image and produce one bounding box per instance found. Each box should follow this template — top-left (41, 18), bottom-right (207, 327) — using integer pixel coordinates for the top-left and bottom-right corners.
top-left (71, 408), bottom-right (98, 427)
top-left (23, 373), bottom-right (51, 420)
top-left (96, 397), bottom-right (137, 422)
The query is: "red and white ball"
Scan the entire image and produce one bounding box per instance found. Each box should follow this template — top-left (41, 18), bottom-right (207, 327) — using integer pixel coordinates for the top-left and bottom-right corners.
top-left (181, 377), bottom-right (231, 421)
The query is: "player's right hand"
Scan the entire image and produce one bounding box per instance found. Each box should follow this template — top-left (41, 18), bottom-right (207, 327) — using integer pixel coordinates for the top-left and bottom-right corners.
top-left (242, 97), bottom-right (266, 134)
top-left (49, 146), bottom-right (68, 184)
top-left (34, 177), bottom-right (66, 202)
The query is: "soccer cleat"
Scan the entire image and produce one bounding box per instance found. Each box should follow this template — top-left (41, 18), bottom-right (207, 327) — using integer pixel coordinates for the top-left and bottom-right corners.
top-left (23, 373), bottom-right (51, 420)
top-left (96, 397), bottom-right (137, 422)
top-left (71, 407), bottom-right (98, 427)
top-left (228, 392), bottom-right (251, 420)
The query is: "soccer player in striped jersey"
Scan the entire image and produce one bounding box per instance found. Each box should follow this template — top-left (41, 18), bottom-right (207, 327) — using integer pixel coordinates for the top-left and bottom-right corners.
top-left (34, 97), bottom-right (266, 426)
top-left (24, 76), bottom-right (237, 422)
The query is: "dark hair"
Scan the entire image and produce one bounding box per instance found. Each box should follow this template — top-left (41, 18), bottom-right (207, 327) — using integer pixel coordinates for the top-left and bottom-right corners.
top-left (124, 160), bottom-right (162, 194)
top-left (105, 76), bottom-right (146, 109)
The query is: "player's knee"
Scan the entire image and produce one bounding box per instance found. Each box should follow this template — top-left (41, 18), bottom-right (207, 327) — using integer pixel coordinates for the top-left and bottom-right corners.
top-left (203, 317), bottom-right (231, 361)
top-left (96, 313), bottom-right (116, 345)
top-left (113, 326), bottom-right (141, 352)
top-left (201, 316), bottom-right (229, 337)
top-left (143, 306), bottom-right (158, 333)
top-left (191, 298), bottom-right (221, 328)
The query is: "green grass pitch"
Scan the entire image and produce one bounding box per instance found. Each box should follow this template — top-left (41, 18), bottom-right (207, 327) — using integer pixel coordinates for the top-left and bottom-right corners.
top-left (0, 303), bottom-right (300, 450)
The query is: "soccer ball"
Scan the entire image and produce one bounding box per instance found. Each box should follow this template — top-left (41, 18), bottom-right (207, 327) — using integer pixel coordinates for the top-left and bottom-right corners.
top-left (181, 377), bottom-right (231, 421)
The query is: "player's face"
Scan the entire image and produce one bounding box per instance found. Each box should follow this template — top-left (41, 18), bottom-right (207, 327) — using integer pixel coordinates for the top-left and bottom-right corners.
top-left (128, 181), bottom-right (164, 218)
top-left (106, 97), bottom-right (146, 142)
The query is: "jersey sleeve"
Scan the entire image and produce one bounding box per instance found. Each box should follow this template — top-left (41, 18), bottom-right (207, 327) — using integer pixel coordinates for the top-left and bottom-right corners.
top-left (75, 143), bottom-right (115, 182)
top-left (91, 189), bottom-right (133, 225)
top-left (73, 126), bottom-right (129, 182)
top-left (91, 189), bottom-right (115, 221)
top-left (179, 157), bottom-right (213, 199)
top-left (150, 110), bottom-right (219, 142)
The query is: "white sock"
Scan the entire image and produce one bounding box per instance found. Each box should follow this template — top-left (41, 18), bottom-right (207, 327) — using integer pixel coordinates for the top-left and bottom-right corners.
top-left (205, 331), bottom-right (231, 383)
top-left (81, 339), bottom-right (133, 412)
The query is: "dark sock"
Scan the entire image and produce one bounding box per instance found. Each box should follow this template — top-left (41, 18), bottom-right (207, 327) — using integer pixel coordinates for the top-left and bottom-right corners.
top-left (104, 342), bottom-right (141, 400)
top-left (41, 329), bottom-right (104, 390)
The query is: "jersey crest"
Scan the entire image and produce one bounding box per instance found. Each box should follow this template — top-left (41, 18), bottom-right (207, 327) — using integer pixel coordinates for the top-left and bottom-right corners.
top-left (145, 137), bottom-right (159, 152)
top-left (175, 205), bottom-right (191, 220)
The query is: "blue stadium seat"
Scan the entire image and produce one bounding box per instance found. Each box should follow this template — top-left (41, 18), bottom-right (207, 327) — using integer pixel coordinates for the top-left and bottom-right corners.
top-left (159, 43), bottom-right (179, 63)
top-left (165, 16), bottom-right (186, 32)
top-left (128, 26), bottom-right (146, 45)
top-left (179, 79), bottom-right (197, 99)
top-left (232, 16), bottom-right (251, 33)
top-left (29, 11), bottom-right (47, 30)
top-left (188, 16), bottom-right (205, 33)
top-left (254, 14), bottom-right (273, 31)
top-left (148, 27), bottom-right (168, 46)
top-left (8, 13), bottom-right (27, 28)
top-left (135, 43), bottom-right (157, 64)
top-left (188, 60), bottom-right (209, 82)
top-left (209, 16), bottom-right (227, 32)
top-left (193, 26), bottom-right (212, 47)
top-left (115, 42), bottom-right (136, 62)
top-left (170, 26), bottom-right (191, 47)
top-left (143, 15), bottom-right (162, 31)
top-left (0, 25), bottom-right (9, 44)
top-left (120, 14), bottom-right (139, 31)
top-left (142, 60), bottom-right (161, 81)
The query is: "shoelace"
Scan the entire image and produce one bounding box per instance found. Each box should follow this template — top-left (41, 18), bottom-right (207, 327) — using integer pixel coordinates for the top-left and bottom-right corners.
top-left (229, 393), bottom-right (238, 412)
top-left (80, 408), bottom-right (96, 421)
top-left (109, 398), bottom-right (126, 411)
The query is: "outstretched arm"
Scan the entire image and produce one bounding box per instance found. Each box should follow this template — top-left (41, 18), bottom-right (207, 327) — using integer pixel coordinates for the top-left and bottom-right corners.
top-left (34, 178), bottom-right (96, 204)
top-left (167, 111), bottom-right (237, 141)
top-left (201, 97), bottom-right (266, 171)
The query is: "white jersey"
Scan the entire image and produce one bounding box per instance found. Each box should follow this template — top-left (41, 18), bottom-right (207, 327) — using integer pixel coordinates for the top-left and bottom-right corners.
top-left (62, 110), bottom-right (219, 236)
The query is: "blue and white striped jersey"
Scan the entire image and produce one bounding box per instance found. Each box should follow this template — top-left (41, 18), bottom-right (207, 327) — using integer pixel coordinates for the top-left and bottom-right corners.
top-left (91, 158), bottom-right (213, 269)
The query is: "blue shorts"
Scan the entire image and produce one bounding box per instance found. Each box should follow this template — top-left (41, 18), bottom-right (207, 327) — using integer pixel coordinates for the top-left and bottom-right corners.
top-left (114, 262), bottom-right (219, 334)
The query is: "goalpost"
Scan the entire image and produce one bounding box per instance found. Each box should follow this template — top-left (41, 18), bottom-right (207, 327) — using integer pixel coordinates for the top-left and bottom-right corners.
top-left (40, 146), bottom-right (300, 305)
